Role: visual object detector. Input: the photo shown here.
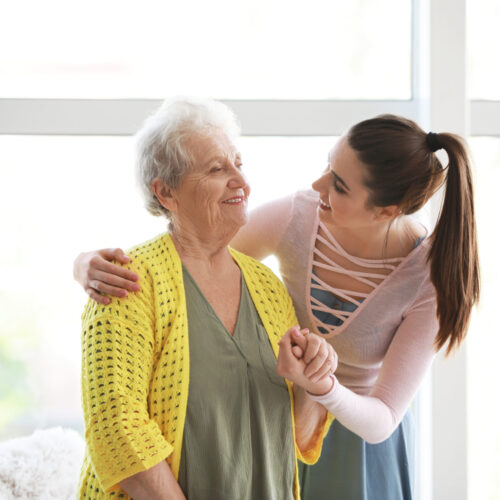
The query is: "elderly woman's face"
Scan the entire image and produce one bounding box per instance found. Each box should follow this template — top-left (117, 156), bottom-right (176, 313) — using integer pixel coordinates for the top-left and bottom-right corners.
top-left (171, 130), bottom-right (250, 233)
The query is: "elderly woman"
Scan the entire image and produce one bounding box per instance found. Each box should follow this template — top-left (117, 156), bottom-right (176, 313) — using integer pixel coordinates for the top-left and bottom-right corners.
top-left (78, 98), bottom-right (335, 500)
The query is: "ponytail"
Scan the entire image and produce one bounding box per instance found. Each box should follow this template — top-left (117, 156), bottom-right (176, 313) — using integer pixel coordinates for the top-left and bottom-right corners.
top-left (429, 134), bottom-right (480, 354)
top-left (348, 115), bottom-right (480, 355)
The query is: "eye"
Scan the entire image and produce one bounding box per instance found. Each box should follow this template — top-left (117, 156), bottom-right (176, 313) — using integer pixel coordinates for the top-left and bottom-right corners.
top-left (210, 166), bottom-right (224, 174)
top-left (333, 179), bottom-right (347, 195)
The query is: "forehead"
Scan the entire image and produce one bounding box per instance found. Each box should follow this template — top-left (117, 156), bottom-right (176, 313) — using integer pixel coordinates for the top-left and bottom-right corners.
top-left (328, 136), bottom-right (365, 182)
top-left (187, 130), bottom-right (239, 165)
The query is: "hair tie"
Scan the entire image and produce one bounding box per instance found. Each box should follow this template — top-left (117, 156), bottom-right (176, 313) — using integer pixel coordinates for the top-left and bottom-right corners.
top-left (426, 132), bottom-right (442, 153)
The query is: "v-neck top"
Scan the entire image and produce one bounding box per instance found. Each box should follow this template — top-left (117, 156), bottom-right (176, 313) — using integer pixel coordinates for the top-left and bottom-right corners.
top-left (178, 265), bottom-right (295, 500)
top-left (262, 190), bottom-right (439, 443)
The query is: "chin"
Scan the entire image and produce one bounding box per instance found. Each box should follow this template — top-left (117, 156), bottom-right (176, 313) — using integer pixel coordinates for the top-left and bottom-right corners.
top-left (235, 212), bottom-right (250, 228)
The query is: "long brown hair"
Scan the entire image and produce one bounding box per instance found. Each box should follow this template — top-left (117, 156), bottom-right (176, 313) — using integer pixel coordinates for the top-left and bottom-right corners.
top-left (347, 115), bottom-right (480, 354)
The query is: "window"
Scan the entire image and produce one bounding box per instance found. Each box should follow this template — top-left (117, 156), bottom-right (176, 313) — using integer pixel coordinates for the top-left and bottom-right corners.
top-left (467, 137), bottom-right (500, 500)
top-left (0, 0), bottom-right (411, 99)
top-left (1, 1), bottom-right (497, 498)
top-left (467, 0), bottom-right (500, 100)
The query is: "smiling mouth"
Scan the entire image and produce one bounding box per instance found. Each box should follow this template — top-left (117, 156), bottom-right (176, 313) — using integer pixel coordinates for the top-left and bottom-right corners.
top-left (319, 199), bottom-right (331, 210)
top-left (222, 196), bottom-right (246, 205)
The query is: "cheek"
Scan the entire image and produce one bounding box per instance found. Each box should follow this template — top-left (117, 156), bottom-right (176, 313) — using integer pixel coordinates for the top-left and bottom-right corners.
top-left (194, 178), bottom-right (221, 201)
top-left (329, 192), bottom-right (353, 215)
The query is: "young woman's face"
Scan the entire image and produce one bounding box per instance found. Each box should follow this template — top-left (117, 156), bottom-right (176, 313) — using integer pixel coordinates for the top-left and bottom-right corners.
top-left (311, 137), bottom-right (379, 229)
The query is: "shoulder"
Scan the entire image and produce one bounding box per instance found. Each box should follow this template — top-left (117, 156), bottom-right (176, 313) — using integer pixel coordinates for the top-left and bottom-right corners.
top-left (291, 189), bottom-right (319, 213)
top-left (122, 233), bottom-right (180, 278)
top-left (82, 233), bottom-right (179, 324)
top-left (249, 190), bottom-right (317, 221)
top-left (402, 238), bottom-right (437, 313)
top-left (125, 232), bottom-right (172, 265)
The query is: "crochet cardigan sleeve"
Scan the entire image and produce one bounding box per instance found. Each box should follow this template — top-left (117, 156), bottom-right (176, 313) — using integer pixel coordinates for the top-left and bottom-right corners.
top-left (81, 254), bottom-right (173, 492)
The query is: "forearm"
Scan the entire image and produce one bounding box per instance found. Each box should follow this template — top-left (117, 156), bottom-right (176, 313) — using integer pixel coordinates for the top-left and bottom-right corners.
top-left (230, 196), bottom-right (293, 259)
top-left (293, 384), bottom-right (329, 453)
top-left (307, 377), bottom-right (398, 444)
top-left (120, 460), bottom-right (185, 500)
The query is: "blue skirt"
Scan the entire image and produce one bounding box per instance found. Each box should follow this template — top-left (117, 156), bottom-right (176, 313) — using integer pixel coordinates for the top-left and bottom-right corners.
top-left (298, 411), bottom-right (415, 500)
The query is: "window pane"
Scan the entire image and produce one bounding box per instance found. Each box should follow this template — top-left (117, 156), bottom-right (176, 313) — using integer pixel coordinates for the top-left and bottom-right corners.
top-left (468, 0), bottom-right (500, 99)
top-left (467, 137), bottom-right (500, 499)
top-left (0, 0), bottom-right (411, 99)
top-left (0, 134), bottom-right (337, 438)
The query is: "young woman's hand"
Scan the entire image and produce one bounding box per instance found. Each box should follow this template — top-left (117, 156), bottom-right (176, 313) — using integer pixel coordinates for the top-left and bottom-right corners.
top-left (73, 248), bottom-right (140, 304)
top-left (277, 326), bottom-right (337, 395)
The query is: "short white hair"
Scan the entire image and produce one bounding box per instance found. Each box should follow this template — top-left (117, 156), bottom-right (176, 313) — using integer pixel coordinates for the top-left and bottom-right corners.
top-left (135, 97), bottom-right (241, 217)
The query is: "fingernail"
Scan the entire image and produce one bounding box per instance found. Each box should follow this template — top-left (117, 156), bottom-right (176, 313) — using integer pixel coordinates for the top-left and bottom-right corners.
top-left (292, 329), bottom-right (300, 337)
top-left (132, 284), bottom-right (140, 291)
top-left (121, 291), bottom-right (128, 297)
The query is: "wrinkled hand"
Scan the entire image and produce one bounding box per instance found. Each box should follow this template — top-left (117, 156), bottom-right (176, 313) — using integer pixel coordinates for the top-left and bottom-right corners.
top-left (277, 326), bottom-right (337, 395)
top-left (73, 248), bottom-right (140, 304)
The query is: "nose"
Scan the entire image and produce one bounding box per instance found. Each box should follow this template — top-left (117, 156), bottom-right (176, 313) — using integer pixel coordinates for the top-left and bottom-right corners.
top-left (227, 163), bottom-right (248, 190)
top-left (311, 171), bottom-right (328, 192)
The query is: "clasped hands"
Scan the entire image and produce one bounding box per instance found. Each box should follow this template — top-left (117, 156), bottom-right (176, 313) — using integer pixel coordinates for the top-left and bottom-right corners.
top-left (276, 326), bottom-right (337, 396)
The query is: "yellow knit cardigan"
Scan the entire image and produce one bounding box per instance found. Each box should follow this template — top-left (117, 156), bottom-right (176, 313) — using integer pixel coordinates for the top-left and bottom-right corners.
top-left (79, 233), bottom-right (330, 499)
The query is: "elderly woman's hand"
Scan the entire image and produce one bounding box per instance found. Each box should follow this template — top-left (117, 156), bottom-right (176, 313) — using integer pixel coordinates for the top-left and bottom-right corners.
top-left (277, 326), bottom-right (337, 396)
top-left (73, 248), bottom-right (140, 304)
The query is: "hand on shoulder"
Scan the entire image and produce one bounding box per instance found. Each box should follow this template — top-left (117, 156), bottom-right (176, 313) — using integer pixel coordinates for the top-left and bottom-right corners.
top-left (73, 248), bottom-right (140, 304)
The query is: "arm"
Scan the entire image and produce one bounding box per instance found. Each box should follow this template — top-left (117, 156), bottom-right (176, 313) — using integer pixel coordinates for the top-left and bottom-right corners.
top-left (230, 195), bottom-right (294, 259)
top-left (308, 285), bottom-right (439, 444)
top-left (277, 327), bottom-right (336, 458)
top-left (73, 196), bottom-right (293, 303)
top-left (120, 460), bottom-right (185, 500)
top-left (292, 385), bottom-right (330, 454)
top-left (81, 259), bottom-right (176, 493)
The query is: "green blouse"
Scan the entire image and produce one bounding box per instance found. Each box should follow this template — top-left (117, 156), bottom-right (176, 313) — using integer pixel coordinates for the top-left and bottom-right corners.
top-left (178, 265), bottom-right (295, 500)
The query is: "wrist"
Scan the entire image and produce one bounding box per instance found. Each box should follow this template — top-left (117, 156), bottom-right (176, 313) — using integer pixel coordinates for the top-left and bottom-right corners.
top-left (306, 375), bottom-right (335, 396)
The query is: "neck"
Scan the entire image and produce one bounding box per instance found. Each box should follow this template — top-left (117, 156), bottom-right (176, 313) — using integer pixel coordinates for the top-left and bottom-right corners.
top-left (170, 222), bottom-right (237, 270)
top-left (324, 218), bottom-right (397, 259)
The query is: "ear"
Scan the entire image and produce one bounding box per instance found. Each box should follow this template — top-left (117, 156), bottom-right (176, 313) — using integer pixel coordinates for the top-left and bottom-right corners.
top-left (152, 178), bottom-right (177, 213)
top-left (374, 204), bottom-right (401, 221)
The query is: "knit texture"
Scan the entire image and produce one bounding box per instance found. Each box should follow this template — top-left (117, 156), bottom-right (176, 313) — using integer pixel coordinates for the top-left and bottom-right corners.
top-left (79, 232), bottom-right (329, 499)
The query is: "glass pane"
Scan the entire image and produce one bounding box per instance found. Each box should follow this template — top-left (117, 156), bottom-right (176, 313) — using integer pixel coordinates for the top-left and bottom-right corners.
top-left (0, 136), bottom-right (165, 438)
top-left (0, 134), bottom-right (337, 438)
top-left (468, 0), bottom-right (500, 99)
top-left (0, 0), bottom-right (411, 99)
top-left (467, 137), bottom-right (500, 499)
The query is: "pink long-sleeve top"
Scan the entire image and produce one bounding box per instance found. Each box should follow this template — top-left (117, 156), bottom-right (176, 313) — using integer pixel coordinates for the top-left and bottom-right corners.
top-left (235, 190), bottom-right (439, 444)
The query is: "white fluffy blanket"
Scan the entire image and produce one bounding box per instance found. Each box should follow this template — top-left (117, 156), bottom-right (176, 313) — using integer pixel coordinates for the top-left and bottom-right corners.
top-left (0, 427), bottom-right (85, 500)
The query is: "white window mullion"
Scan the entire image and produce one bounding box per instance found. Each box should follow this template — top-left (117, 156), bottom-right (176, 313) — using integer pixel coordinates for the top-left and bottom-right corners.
top-left (425, 0), bottom-right (468, 499)
top-left (0, 99), bottom-right (419, 136)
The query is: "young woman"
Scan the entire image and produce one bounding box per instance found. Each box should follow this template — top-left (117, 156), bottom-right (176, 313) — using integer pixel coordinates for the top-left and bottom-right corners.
top-left (74, 114), bottom-right (479, 499)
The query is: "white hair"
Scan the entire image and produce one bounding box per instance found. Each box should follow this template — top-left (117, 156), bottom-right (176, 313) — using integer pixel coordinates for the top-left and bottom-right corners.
top-left (135, 97), bottom-right (241, 217)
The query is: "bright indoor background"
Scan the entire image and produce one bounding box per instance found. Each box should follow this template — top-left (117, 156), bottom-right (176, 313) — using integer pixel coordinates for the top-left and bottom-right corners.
top-left (0, 1), bottom-right (498, 499)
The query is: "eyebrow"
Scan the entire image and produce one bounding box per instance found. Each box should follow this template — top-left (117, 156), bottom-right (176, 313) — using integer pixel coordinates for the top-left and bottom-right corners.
top-left (204, 151), bottom-right (241, 168)
top-left (331, 170), bottom-right (350, 192)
